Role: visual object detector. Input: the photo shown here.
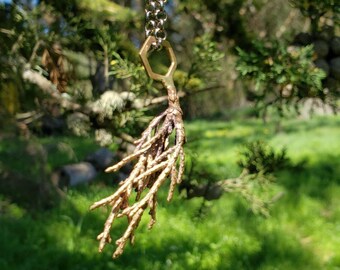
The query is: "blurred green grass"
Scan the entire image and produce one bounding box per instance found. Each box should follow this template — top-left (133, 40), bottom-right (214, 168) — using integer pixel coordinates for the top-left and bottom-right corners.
top-left (0, 115), bottom-right (339, 270)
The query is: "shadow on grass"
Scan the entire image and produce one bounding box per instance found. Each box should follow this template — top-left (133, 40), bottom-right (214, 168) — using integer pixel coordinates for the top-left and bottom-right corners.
top-left (0, 186), bottom-right (324, 270)
top-left (278, 154), bottom-right (340, 199)
top-left (219, 199), bottom-right (324, 270)
top-left (244, 229), bottom-right (322, 270)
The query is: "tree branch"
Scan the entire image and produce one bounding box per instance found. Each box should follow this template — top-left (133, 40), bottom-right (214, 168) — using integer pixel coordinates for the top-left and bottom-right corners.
top-left (183, 171), bottom-right (277, 217)
top-left (0, 28), bottom-right (15, 35)
top-left (139, 84), bottom-right (224, 108)
top-left (22, 69), bottom-right (81, 111)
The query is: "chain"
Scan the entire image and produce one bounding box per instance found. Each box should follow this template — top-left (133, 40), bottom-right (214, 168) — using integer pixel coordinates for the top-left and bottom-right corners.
top-left (145, 0), bottom-right (168, 49)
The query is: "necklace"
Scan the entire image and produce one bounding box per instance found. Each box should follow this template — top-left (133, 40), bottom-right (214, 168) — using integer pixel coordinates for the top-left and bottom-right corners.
top-left (145, 0), bottom-right (168, 49)
top-left (90, 0), bottom-right (186, 258)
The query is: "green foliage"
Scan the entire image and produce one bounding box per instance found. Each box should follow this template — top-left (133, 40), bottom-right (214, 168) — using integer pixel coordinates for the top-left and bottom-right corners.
top-left (188, 35), bottom-right (225, 82)
top-left (236, 41), bottom-right (327, 113)
top-left (74, 0), bottom-right (134, 22)
top-left (175, 34), bottom-right (226, 118)
top-left (178, 0), bottom-right (253, 48)
top-left (238, 140), bottom-right (289, 175)
top-left (110, 52), bottom-right (157, 95)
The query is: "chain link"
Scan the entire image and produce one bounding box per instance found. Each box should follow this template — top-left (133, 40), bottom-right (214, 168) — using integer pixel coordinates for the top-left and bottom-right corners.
top-left (145, 0), bottom-right (168, 49)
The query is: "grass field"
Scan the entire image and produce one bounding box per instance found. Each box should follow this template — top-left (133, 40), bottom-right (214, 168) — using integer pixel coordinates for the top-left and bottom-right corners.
top-left (0, 116), bottom-right (339, 270)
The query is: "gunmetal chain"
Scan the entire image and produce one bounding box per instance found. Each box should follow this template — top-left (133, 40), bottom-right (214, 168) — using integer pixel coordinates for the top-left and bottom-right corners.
top-left (145, 0), bottom-right (168, 48)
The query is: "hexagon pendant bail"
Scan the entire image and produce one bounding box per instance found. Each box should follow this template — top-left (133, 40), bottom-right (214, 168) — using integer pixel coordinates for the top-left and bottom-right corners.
top-left (139, 36), bottom-right (177, 82)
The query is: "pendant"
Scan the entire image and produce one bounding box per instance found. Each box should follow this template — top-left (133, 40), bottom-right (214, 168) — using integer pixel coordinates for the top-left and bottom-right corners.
top-left (90, 36), bottom-right (185, 258)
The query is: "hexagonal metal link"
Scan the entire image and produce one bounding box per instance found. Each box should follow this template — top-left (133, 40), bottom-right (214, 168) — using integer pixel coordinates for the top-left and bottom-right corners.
top-left (139, 36), bottom-right (176, 82)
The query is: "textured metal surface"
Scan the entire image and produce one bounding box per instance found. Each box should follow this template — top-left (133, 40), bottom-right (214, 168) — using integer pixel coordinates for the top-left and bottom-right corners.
top-left (139, 36), bottom-right (177, 82)
top-left (145, 0), bottom-right (168, 49)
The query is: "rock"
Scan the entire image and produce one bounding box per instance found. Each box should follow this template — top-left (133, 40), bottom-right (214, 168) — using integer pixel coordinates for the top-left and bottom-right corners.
top-left (294, 32), bottom-right (312, 46)
top-left (313, 40), bottom-right (329, 58)
top-left (331, 37), bottom-right (340, 56)
top-left (314, 59), bottom-right (330, 76)
top-left (85, 148), bottom-right (115, 171)
top-left (118, 172), bottom-right (129, 182)
top-left (41, 115), bottom-right (66, 135)
top-left (58, 162), bottom-right (97, 187)
top-left (204, 184), bottom-right (224, 201)
top-left (299, 98), bottom-right (335, 119)
top-left (330, 57), bottom-right (340, 80)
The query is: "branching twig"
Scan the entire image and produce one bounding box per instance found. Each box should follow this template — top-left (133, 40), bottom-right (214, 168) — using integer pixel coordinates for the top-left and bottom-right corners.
top-left (0, 28), bottom-right (15, 35)
top-left (90, 91), bottom-right (185, 258)
top-left (28, 40), bottom-right (44, 65)
top-left (220, 172), bottom-right (271, 217)
top-left (184, 170), bottom-right (276, 217)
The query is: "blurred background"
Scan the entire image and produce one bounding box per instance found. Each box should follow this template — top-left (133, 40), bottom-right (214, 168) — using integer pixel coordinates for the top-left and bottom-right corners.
top-left (0, 0), bottom-right (339, 269)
